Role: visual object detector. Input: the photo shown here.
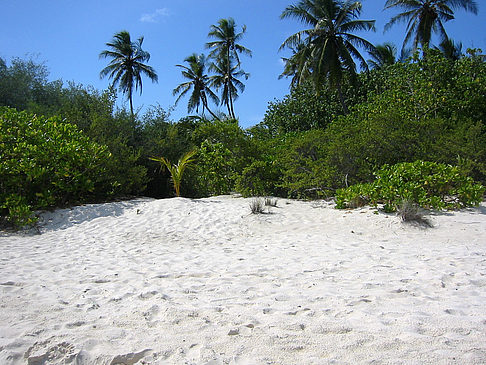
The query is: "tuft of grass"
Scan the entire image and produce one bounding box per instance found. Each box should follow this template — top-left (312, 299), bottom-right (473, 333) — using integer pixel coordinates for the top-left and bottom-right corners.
top-left (397, 199), bottom-right (432, 227)
top-left (264, 198), bottom-right (278, 207)
top-left (250, 198), bottom-right (266, 214)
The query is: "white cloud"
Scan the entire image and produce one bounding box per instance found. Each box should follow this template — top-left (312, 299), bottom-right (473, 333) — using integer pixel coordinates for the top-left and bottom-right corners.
top-left (140, 8), bottom-right (170, 23)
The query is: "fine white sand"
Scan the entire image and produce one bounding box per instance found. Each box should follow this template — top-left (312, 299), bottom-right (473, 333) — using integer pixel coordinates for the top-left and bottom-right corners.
top-left (1, 195), bottom-right (485, 364)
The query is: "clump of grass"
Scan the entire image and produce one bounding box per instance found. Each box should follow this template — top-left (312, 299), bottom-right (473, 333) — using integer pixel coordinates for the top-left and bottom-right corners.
top-left (397, 199), bottom-right (432, 227)
top-left (348, 195), bottom-right (367, 209)
top-left (264, 197), bottom-right (278, 207)
top-left (250, 198), bottom-right (266, 214)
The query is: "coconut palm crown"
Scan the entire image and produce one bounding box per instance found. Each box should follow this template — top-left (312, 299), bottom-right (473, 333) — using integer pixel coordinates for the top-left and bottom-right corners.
top-left (173, 53), bottom-right (220, 119)
top-left (384, 0), bottom-right (478, 52)
top-left (367, 42), bottom-right (411, 69)
top-left (279, 0), bottom-right (376, 113)
top-left (100, 30), bottom-right (158, 118)
top-left (206, 18), bottom-right (252, 67)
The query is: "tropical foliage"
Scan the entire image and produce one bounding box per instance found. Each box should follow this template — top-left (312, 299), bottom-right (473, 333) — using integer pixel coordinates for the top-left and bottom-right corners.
top-left (367, 42), bottom-right (409, 69)
top-left (435, 38), bottom-right (463, 60)
top-left (1, 1), bottom-right (484, 226)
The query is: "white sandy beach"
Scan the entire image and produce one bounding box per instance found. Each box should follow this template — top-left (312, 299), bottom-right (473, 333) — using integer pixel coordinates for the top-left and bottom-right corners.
top-left (0, 195), bottom-right (485, 364)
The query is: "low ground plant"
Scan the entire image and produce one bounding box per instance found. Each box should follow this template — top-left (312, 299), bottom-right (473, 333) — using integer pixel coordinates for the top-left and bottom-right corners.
top-left (264, 198), bottom-right (278, 207)
top-left (250, 198), bottom-right (266, 214)
top-left (335, 161), bottom-right (484, 212)
top-left (397, 199), bottom-right (432, 227)
top-left (150, 150), bottom-right (196, 197)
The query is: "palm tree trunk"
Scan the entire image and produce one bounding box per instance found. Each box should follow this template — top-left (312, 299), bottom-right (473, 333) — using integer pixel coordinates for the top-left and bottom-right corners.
top-left (225, 46), bottom-right (236, 119)
top-left (201, 93), bottom-right (219, 120)
top-left (224, 84), bottom-right (232, 118)
top-left (229, 88), bottom-right (236, 119)
top-left (129, 88), bottom-right (134, 120)
top-left (207, 107), bottom-right (219, 120)
top-left (226, 100), bottom-right (232, 118)
top-left (336, 82), bottom-right (349, 115)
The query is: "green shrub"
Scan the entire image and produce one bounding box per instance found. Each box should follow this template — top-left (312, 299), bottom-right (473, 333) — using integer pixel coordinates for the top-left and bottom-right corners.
top-left (190, 119), bottom-right (260, 197)
top-left (0, 107), bottom-right (111, 226)
top-left (235, 160), bottom-right (281, 197)
top-left (0, 194), bottom-right (37, 227)
top-left (191, 140), bottom-right (237, 196)
top-left (335, 183), bottom-right (372, 209)
top-left (335, 161), bottom-right (484, 211)
top-left (277, 130), bottom-right (335, 199)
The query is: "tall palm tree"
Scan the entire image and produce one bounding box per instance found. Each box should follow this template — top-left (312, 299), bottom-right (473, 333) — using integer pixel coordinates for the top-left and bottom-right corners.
top-left (206, 18), bottom-right (252, 68)
top-left (384, 0), bottom-right (478, 52)
top-left (206, 18), bottom-right (252, 119)
top-left (280, 0), bottom-right (376, 113)
top-left (100, 30), bottom-right (158, 118)
top-left (209, 56), bottom-right (249, 119)
top-left (367, 42), bottom-right (411, 69)
top-left (173, 53), bottom-right (220, 119)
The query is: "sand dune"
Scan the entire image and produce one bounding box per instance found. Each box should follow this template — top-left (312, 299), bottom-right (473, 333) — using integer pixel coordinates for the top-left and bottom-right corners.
top-left (1, 196), bottom-right (485, 364)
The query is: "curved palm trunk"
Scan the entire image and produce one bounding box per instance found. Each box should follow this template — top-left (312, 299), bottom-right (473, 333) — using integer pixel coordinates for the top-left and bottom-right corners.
top-left (223, 83), bottom-right (233, 118)
top-left (226, 47), bottom-right (236, 119)
top-left (201, 93), bottom-right (219, 120)
top-left (128, 88), bottom-right (134, 120)
top-left (228, 86), bottom-right (236, 119)
top-left (205, 102), bottom-right (220, 120)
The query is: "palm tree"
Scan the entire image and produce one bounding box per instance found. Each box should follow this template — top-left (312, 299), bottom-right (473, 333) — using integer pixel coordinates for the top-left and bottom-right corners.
top-left (279, 43), bottom-right (314, 88)
top-left (206, 18), bottom-right (252, 119)
top-left (209, 56), bottom-right (249, 119)
top-left (100, 31), bottom-right (158, 119)
top-left (384, 0), bottom-right (478, 52)
top-left (280, 0), bottom-right (376, 113)
top-left (173, 53), bottom-right (220, 119)
top-left (206, 18), bottom-right (252, 68)
top-left (435, 38), bottom-right (463, 60)
top-left (367, 42), bottom-right (411, 69)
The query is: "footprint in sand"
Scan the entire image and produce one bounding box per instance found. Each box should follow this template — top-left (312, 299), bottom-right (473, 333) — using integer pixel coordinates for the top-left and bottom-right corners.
top-left (24, 341), bottom-right (78, 365)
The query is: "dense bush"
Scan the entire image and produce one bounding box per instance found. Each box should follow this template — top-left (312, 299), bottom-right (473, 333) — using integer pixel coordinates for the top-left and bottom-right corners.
top-left (192, 140), bottom-right (237, 196)
top-left (269, 51), bottom-right (486, 196)
top-left (0, 57), bottom-right (49, 111)
top-left (258, 77), bottom-right (367, 135)
top-left (189, 119), bottom-right (259, 196)
top-left (277, 130), bottom-right (336, 199)
top-left (0, 107), bottom-right (111, 226)
top-left (235, 160), bottom-right (281, 197)
top-left (335, 161), bottom-right (484, 212)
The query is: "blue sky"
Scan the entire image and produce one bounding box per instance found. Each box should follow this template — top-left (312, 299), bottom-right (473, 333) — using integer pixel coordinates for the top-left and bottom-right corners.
top-left (1, 0), bottom-right (485, 128)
